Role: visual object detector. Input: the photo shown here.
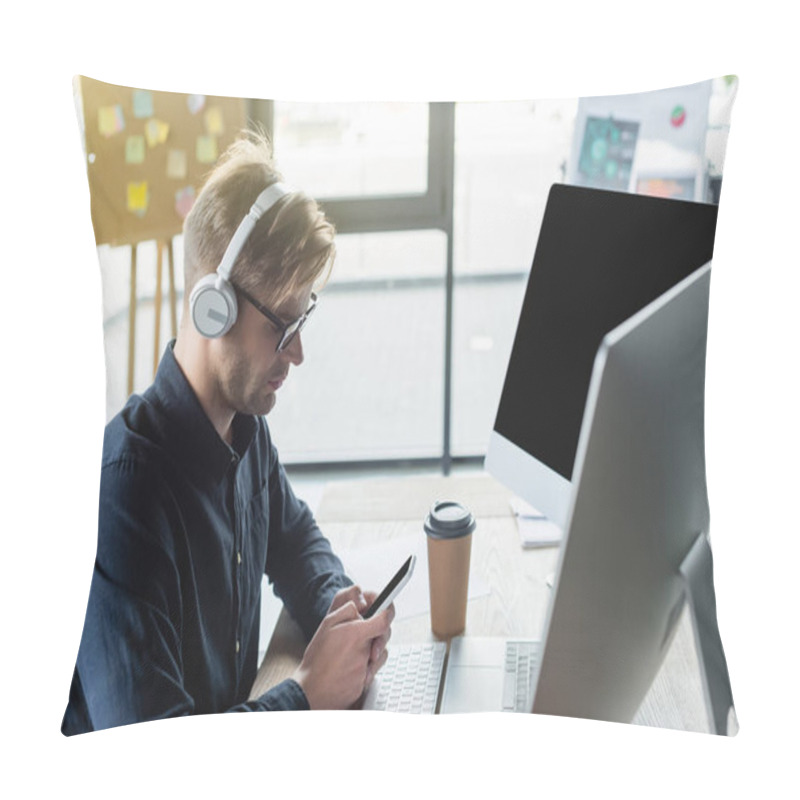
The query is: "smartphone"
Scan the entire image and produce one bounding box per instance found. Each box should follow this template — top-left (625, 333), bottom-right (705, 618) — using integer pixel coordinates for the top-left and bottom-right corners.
top-left (362, 555), bottom-right (416, 619)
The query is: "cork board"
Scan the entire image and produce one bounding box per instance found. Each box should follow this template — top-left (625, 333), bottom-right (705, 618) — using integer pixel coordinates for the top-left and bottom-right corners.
top-left (77, 76), bottom-right (246, 247)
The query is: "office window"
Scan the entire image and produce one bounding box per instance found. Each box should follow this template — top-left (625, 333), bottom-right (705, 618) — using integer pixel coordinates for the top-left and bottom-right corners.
top-left (451, 279), bottom-right (526, 455)
top-left (267, 230), bottom-right (447, 463)
top-left (273, 102), bottom-right (429, 198)
top-left (453, 99), bottom-right (576, 275)
top-left (332, 229), bottom-right (445, 282)
top-left (451, 99), bottom-right (577, 456)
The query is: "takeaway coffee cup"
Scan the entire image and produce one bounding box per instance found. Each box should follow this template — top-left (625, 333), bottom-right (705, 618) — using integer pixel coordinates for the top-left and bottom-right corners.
top-left (424, 500), bottom-right (476, 639)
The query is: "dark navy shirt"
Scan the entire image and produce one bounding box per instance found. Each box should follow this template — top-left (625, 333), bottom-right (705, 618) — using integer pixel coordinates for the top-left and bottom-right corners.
top-left (62, 342), bottom-right (351, 735)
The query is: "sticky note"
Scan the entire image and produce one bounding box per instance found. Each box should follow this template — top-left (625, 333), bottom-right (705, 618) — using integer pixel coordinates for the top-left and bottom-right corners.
top-left (145, 118), bottom-right (170, 147)
top-left (132, 89), bottom-right (154, 119)
top-left (98, 105), bottom-right (125, 137)
top-left (125, 135), bottom-right (146, 164)
top-left (175, 186), bottom-right (196, 219)
top-left (166, 148), bottom-right (187, 179)
top-left (196, 134), bottom-right (218, 164)
top-left (204, 106), bottom-right (224, 136)
top-left (187, 94), bottom-right (205, 115)
top-left (127, 181), bottom-right (149, 216)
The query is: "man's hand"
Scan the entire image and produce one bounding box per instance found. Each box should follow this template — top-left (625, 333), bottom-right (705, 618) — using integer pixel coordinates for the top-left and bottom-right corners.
top-left (328, 585), bottom-right (394, 683)
top-left (292, 586), bottom-right (394, 710)
top-left (357, 589), bottom-right (394, 685)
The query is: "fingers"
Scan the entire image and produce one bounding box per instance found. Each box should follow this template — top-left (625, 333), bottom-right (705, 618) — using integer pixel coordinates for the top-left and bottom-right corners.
top-left (361, 590), bottom-right (378, 606)
top-left (358, 605), bottom-right (393, 639)
top-left (365, 602), bottom-right (395, 638)
top-left (320, 594), bottom-right (394, 676)
top-left (325, 600), bottom-right (393, 638)
top-left (322, 599), bottom-right (361, 628)
top-left (366, 645), bottom-right (389, 685)
top-left (368, 618), bottom-right (392, 667)
top-left (328, 584), bottom-right (367, 613)
top-left (322, 599), bottom-right (392, 639)
top-left (370, 637), bottom-right (383, 665)
top-left (370, 607), bottom-right (393, 651)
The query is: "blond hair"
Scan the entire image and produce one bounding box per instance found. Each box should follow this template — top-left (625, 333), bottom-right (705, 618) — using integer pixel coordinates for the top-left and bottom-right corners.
top-left (183, 128), bottom-right (335, 309)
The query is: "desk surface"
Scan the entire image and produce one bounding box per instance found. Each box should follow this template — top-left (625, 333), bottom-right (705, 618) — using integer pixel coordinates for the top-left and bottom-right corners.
top-left (250, 472), bottom-right (709, 733)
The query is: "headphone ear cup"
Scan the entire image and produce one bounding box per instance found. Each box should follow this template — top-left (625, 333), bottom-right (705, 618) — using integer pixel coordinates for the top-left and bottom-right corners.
top-left (190, 274), bottom-right (238, 338)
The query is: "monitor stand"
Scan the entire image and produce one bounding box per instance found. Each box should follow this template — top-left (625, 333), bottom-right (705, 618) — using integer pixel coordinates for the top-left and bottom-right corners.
top-left (680, 531), bottom-right (738, 736)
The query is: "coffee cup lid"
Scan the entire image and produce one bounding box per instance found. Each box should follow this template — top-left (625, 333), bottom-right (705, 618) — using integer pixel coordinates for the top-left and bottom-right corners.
top-left (424, 500), bottom-right (476, 539)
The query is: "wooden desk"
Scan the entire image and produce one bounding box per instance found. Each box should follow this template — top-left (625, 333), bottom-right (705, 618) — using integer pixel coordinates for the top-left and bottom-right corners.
top-left (250, 472), bottom-right (709, 733)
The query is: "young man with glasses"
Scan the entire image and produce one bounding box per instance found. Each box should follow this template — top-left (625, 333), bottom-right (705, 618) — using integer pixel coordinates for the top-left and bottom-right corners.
top-left (62, 132), bottom-right (393, 734)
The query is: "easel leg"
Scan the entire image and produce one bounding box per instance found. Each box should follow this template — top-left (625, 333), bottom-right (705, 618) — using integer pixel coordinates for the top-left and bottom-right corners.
top-left (127, 243), bottom-right (137, 397)
top-left (154, 240), bottom-right (164, 377)
top-left (167, 238), bottom-right (177, 337)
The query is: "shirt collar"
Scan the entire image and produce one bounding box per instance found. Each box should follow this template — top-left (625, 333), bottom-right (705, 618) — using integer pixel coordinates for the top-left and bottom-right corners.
top-left (145, 341), bottom-right (258, 485)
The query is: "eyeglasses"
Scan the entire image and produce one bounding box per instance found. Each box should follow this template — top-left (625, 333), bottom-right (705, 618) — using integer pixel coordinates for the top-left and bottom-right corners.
top-left (236, 285), bottom-right (318, 352)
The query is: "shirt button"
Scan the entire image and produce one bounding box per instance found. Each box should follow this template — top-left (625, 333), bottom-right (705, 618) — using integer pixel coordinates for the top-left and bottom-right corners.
top-left (235, 640), bottom-right (240, 654)
top-left (237, 551), bottom-right (242, 565)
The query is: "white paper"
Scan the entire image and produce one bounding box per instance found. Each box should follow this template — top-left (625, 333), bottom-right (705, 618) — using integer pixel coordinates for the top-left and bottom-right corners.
top-left (339, 534), bottom-right (490, 621)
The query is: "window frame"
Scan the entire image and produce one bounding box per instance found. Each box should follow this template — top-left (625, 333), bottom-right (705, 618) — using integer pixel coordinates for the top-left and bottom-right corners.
top-left (248, 100), bottom-right (465, 474)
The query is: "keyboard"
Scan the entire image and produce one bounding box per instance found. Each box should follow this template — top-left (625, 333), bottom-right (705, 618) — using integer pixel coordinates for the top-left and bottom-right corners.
top-left (362, 642), bottom-right (446, 713)
top-left (503, 640), bottom-right (539, 712)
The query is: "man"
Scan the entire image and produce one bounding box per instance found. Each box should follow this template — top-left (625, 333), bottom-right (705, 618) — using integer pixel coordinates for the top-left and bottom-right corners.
top-left (62, 131), bottom-right (393, 734)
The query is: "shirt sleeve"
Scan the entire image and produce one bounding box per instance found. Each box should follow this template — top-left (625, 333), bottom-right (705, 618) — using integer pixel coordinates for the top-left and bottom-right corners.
top-left (263, 432), bottom-right (352, 641)
top-left (237, 678), bottom-right (310, 712)
top-left (63, 455), bottom-right (310, 735)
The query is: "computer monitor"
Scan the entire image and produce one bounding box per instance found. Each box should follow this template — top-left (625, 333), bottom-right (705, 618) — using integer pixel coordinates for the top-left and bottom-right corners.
top-left (530, 262), bottom-right (736, 734)
top-left (486, 183), bottom-right (718, 527)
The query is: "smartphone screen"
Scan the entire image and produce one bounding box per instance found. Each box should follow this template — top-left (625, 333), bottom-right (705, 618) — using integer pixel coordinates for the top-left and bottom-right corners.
top-left (362, 555), bottom-right (415, 619)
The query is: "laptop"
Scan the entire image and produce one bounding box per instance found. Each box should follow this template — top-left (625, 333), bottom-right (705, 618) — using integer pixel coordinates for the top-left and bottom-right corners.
top-left (360, 637), bottom-right (539, 714)
top-left (439, 637), bottom-right (539, 714)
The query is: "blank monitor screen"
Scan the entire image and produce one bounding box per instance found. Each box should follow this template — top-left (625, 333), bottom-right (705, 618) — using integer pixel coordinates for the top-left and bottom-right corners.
top-left (494, 184), bottom-right (718, 483)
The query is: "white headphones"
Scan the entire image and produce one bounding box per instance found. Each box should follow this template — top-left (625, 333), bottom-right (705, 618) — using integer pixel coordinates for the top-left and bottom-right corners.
top-left (189, 182), bottom-right (293, 338)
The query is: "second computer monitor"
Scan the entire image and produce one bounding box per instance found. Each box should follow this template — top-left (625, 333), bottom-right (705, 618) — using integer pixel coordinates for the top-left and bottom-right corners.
top-left (485, 183), bottom-right (719, 526)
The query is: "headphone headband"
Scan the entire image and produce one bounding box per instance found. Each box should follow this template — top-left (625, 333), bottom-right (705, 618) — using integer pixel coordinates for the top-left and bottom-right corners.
top-left (216, 182), bottom-right (293, 281)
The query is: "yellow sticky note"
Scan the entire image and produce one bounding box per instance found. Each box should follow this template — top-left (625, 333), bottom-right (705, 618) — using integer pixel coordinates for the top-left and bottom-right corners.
top-left (196, 135), bottom-right (218, 164)
top-left (125, 135), bottom-right (146, 164)
top-left (144, 118), bottom-right (170, 147)
top-left (166, 148), bottom-right (187, 179)
top-left (98, 105), bottom-right (124, 138)
top-left (127, 181), bottom-right (149, 215)
top-left (204, 106), bottom-right (224, 136)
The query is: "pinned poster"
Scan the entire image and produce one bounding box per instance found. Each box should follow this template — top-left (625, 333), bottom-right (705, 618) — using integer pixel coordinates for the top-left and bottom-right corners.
top-left (196, 134), bottom-right (218, 164)
top-left (127, 181), bottom-right (149, 216)
top-left (166, 148), bottom-right (187, 180)
top-left (132, 89), bottom-right (154, 119)
top-left (144, 118), bottom-right (170, 148)
top-left (187, 94), bottom-right (205, 115)
top-left (175, 185), bottom-right (196, 219)
top-left (98, 105), bottom-right (125, 138)
top-left (204, 106), bottom-right (224, 136)
top-left (125, 135), bottom-right (146, 165)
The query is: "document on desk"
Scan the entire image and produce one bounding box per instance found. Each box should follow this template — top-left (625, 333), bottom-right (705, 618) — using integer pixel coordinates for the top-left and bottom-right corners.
top-left (340, 535), bottom-right (490, 621)
top-left (509, 496), bottom-right (563, 548)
